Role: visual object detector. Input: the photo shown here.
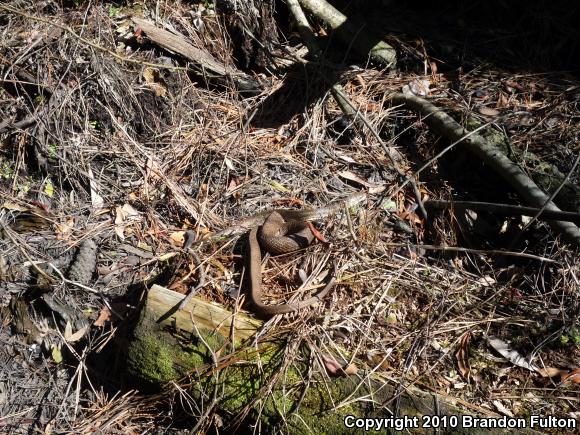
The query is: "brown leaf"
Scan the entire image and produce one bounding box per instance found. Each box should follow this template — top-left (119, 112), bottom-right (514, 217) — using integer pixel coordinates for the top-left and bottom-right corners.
top-left (478, 106), bottom-right (501, 117)
top-left (338, 171), bottom-right (385, 193)
top-left (64, 323), bottom-right (89, 343)
top-left (497, 92), bottom-right (509, 108)
top-left (536, 367), bottom-right (565, 378)
top-left (55, 218), bottom-right (75, 240)
top-left (143, 67), bottom-right (167, 97)
top-left (94, 303), bottom-right (129, 326)
top-left (429, 61), bottom-right (438, 75)
top-left (398, 209), bottom-right (422, 225)
top-left (504, 80), bottom-right (525, 93)
top-left (170, 231), bottom-right (187, 247)
top-left (560, 369), bottom-right (580, 384)
top-left (93, 307), bottom-right (112, 327)
top-left (306, 222), bottom-right (328, 244)
top-left (343, 363), bottom-right (358, 375)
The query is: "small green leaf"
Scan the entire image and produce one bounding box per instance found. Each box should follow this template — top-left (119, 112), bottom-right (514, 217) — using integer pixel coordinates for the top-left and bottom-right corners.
top-left (381, 199), bottom-right (397, 211)
top-left (51, 344), bottom-right (63, 363)
top-left (137, 242), bottom-right (153, 252)
top-left (269, 181), bottom-right (290, 193)
top-left (108, 6), bottom-right (121, 17)
top-left (44, 179), bottom-right (54, 197)
top-left (48, 143), bottom-right (57, 158)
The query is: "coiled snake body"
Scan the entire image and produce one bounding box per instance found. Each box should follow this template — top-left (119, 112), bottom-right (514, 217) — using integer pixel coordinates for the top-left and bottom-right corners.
top-left (248, 211), bottom-right (335, 316)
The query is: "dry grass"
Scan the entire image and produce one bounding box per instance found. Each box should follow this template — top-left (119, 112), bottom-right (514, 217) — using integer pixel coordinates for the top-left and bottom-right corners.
top-left (0, 0), bottom-right (578, 433)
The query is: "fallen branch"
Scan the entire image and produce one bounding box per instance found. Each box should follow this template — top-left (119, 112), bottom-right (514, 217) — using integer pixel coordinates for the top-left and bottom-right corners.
top-left (132, 17), bottom-right (261, 93)
top-left (297, 0), bottom-right (396, 67)
top-left (386, 242), bottom-right (560, 264)
top-left (286, 1), bottom-right (423, 217)
top-left (390, 93), bottom-right (580, 247)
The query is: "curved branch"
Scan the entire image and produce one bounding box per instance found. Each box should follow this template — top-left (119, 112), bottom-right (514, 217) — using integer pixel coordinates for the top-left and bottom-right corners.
top-left (390, 93), bottom-right (580, 247)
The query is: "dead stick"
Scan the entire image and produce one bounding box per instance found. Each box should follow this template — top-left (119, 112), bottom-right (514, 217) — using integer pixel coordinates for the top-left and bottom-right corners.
top-left (425, 200), bottom-right (580, 225)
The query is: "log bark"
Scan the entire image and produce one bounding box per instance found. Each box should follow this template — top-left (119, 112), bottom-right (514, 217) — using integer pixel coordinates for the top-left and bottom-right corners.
top-left (297, 0), bottom-right (397, 67)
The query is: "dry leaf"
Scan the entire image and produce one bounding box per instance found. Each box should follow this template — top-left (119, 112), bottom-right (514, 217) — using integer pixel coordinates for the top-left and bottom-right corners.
top-left (321, 354), bottom-right (358, 377)
top-left (478, 106), bottom-right (500, 117)
top-left (2, 201), bottom-right (28, 212)
top-left (143, 67), bottom-right (167, 97)
top-left (114, 203), bottom-right (142, 239)
top-left (333, 151), bottom-right (356, 163)
top-left (504, 80), bottom-right (525, 93)
top-left (93, 307), bottom-right (112, 327)
top-left (497, 92), bottom-right (509, 108)
top-left (67, 324), bottom-right (89, 343)
top-left (170, 231), bottom-right (187, 247)
top-left (488, 337), bottom-right (537, 372)
top-left (429, 61), bottom-right (438, 75)
top-left (338, 171), bottom-right (385, 193)
top-left (55, 218), bottom-right (75, 240)
top-left (560, 369), bottom-right (580, 384)
top-left (399, 208), bottom-right (422, 225)
top-left (224, 157), bottom-right (235, 171)
top-left (119, 203), bottom-right (141, 220)
top-left (114, 207), bottom-right (125, 240)
top-left (88, 166), bottom-right (104, 209)
top-left (536, 366), bottom-right (565, 378)
top-left (64, 321), bottom-right (89, 342)
top-left (403, 78), bottom-right (431, 96)
top-left (477, 276), bottom-right (496, 286)
top-left (95, 303), bottom-right (128, 326)
top-left (343, 363), bottom-right (358, 375)
top-left (492, 400), bottom-right (514, 417)
top-left (306, 222), bottom-right (328, 243)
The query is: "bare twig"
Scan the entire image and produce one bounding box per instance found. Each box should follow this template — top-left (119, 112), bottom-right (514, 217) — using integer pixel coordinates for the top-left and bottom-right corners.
top-left (425, 199), bottom-right (580, 224)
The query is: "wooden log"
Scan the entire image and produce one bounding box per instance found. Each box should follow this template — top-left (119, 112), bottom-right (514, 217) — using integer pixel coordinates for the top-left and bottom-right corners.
top-left (146, 284), bottom-right (261, 341)
top-left (126, 285), bottom-right (541, 433)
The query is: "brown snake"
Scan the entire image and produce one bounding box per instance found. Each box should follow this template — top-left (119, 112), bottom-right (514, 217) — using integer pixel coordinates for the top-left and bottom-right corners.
top-left (247, 211), bottom-right (335, 316)
top-left (182, 210), bottom-right (337, 315)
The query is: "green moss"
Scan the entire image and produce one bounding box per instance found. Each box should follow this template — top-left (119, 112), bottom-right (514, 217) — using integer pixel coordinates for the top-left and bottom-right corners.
top-left (126, 334), bottom-right (178, 389)
top-left (219, 345), bottom-right (290, 414)
top-left (126, 310), bottom-right (218, 391)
